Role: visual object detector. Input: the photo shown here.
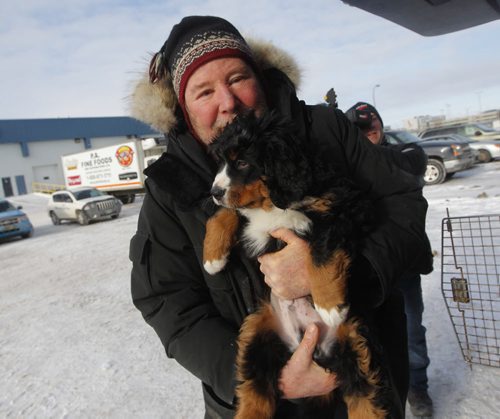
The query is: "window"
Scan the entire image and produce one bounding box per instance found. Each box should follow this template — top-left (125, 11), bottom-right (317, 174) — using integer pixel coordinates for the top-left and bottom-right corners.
top-left (387, 131), bottom-right (421, 144)
top-left (439, 127), bottom-right (457, 135)
top-left (0, 201), bottom-right (16, 212)
top-left (384, 133), bottom-right (400, 145)
top-left (462, 126), bottom-right (477, 136)
top-left (474, 123), bottom-right (497, 133)
top-left (73, 188), bottom-right (104, 200)
top-left (53, 193), bottom-right (72, 203)
top-left (423, 127), bottom-right (457, 137)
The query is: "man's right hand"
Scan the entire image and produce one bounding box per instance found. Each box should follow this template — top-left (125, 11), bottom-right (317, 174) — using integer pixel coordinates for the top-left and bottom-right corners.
top-left (278, 324), bottom-right (337, 399)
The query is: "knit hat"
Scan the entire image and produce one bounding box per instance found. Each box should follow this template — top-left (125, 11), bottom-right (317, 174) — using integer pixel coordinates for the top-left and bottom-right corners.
top-left (346, 102), bottom-right (384, 128)
top-left (149, 16), bottom-right (255, 110)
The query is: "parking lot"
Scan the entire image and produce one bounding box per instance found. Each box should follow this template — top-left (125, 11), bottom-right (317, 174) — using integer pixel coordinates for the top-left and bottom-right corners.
top-left (1, 161), bottom-right (499, 418)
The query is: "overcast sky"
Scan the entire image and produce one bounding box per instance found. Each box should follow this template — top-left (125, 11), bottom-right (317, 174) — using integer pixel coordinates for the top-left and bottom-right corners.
top-left (1, 0), bottom-right (499, 128)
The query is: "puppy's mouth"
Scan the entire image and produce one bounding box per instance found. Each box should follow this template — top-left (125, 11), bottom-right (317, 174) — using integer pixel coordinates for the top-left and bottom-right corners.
top-left (212, 192), bottom-right (264, 210)
top-left (212, 195), bottom-right (227, 207)
top-left (211, 180), bottom-right (272, 210)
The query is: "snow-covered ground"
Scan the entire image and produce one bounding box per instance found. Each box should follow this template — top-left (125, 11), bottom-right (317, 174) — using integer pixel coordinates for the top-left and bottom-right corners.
top-left (1, 162), bottom-right (499, 418)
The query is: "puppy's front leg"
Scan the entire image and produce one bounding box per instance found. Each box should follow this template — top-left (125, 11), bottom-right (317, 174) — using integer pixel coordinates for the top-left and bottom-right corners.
top-left (203, 208), bottom-right (240, 274)
top-left (308, 249), bottom-right (351, 328)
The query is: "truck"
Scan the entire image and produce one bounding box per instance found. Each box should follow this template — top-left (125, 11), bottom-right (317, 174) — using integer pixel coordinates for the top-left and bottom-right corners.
top-left (61, 138), bottom-right (165, 204)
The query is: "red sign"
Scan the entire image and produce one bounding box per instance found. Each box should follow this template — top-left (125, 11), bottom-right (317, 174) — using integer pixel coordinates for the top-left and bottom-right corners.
top-left (67, 175), bottom-right (82, 186)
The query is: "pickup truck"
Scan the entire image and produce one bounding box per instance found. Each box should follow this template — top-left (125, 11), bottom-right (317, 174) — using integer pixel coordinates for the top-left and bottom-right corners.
top-left (384, 130), bottom-right (476, 185)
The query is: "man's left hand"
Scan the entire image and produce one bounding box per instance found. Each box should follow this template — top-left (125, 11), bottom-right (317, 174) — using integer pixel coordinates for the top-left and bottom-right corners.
top-left (278, 323), bottom-right (337, 399)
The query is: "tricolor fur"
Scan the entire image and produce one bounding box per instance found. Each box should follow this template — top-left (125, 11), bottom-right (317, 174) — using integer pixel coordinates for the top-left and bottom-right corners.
top-left (203, 112), bottom-right (394, 418)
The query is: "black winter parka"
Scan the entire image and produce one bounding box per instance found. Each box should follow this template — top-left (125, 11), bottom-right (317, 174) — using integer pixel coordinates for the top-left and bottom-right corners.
top-left (129, 39), bottom-right (433, 418)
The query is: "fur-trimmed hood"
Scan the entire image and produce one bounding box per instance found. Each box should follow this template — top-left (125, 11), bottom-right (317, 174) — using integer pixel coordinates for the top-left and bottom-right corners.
top-left (129, 39), bottom-right (301, 133)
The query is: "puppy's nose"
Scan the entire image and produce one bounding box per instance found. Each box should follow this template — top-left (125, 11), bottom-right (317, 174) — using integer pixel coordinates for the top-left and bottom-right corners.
top-left (211, 186), bottom-right (226, 201)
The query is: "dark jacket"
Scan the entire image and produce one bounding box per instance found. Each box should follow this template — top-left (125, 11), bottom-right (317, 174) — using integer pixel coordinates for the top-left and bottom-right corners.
top-left (129, 39), bottom-right (433, 418)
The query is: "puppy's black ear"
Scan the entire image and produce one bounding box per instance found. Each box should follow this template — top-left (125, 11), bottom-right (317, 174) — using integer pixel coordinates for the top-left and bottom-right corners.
top-left (261, 116), bottom-right (312, 208)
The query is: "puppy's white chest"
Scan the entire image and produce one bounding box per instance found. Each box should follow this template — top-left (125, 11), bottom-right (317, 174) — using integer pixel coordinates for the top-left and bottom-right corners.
top-left (239, 207), bottom-right (311, 256)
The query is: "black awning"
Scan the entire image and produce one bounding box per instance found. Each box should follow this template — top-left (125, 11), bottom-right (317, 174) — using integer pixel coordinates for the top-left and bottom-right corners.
top-left (342, 0), bottom-right (500, 36)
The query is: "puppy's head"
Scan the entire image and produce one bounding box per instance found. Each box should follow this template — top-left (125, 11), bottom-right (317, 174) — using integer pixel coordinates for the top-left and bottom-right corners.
top-left (208, 112), bottom-right (312, 210)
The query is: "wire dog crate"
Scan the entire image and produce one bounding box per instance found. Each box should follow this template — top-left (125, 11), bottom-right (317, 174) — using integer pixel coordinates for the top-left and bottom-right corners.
top-left (441, 212), bottom-right (499, 368)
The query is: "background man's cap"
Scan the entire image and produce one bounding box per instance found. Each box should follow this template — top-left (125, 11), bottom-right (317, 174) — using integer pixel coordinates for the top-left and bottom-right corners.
top-left (346, 101), bottom-right (384, 128)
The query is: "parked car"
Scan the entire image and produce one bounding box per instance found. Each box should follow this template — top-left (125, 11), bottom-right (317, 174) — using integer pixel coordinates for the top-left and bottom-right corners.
top-left (419, 123), bottom-right (500, 142)
top-left (384, 130), bottom-right (476, 185)
top-left (0, 199), bottom-right (34, 240)
top-left (48, 187), bottom-right (122, 225)
top-left (468, 139), bottom-right (500, 163)
top-left (420, 133), bottom-right (500, 163)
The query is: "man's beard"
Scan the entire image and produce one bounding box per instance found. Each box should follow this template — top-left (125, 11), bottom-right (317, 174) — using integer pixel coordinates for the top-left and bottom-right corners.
top-left (209, 102), bottom-right (267, 143)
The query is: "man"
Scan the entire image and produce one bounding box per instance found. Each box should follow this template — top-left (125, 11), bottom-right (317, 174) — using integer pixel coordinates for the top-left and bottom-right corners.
top-left (130, 16), bottom-right (433, 418)
top-left (346, 102), bottom-right (434, 418)
top-left (345, 102), bottom-right (428, 177)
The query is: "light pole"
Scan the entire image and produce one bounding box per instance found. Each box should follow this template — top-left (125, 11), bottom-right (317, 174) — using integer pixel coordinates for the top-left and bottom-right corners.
top-left (372, 84), bottom-right (381, 107)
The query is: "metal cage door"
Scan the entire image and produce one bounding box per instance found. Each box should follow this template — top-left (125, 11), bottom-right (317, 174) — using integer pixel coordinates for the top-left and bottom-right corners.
top-left (441, 212), bottom-right (499, 368)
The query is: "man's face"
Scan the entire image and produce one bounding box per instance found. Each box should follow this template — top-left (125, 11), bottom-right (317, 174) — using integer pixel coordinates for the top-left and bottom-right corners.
top-left (184, 57), bottom-right (267, 145)
top-left (361, 114), bottom-right (384, 145)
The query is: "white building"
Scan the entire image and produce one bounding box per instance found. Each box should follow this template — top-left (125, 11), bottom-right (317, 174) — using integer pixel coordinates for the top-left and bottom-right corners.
top-left (0, 117), bottom-right (159, 198)
top-left (404, 109), bottom-right (500, 133)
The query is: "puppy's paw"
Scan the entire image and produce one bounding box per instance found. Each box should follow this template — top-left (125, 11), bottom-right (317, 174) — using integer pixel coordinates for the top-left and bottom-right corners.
top-left (204, 255), bottom-right (228, 275)
top-left (314, 303), bottom-right (349, 329)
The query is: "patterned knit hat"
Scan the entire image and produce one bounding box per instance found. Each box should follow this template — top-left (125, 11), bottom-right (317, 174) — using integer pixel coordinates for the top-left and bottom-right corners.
top-left (149, 16), bottom-right (255, 109)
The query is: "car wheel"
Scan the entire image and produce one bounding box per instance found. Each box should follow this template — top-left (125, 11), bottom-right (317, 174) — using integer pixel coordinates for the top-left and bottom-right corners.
top-left (77, 211), bottom-right (89, 225)
top-left (50, 211), bottom-right (61, 225)
top-left (22, 230), bottom-right (33, 239)
top-left (477, 149), bottom-right (492, 163)
top-left (111, 214), bottom-right (119, 219)
top-left (424, 159), bottom-right (446, 185)
top-left (118, 194), bottom-right (135, 204)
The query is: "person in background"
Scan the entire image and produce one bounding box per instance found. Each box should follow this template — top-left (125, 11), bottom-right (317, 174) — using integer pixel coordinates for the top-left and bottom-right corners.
top-left (346, 102), bottom-right (434, 418)
top-left (129, 15), bottom-right (433, 418)
top-left (324, 87), bottom-right (339, 108)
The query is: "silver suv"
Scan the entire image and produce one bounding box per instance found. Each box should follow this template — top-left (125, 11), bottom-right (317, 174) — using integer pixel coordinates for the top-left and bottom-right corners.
top-left (419, 123), bottom-right (500, 142)
top-left (48, 187), bottom-right (122, 225)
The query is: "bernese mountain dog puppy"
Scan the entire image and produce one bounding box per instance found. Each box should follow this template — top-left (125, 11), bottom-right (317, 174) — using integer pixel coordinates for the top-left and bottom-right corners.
top-left (203, 112), bottom-right (395, 419)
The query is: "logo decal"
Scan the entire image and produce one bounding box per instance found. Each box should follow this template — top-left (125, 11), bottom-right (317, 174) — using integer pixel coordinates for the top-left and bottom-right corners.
top-left (115, 145), bottom-right (134, 167)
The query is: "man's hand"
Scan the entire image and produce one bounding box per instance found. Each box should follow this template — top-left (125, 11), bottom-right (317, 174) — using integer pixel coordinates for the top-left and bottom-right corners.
top-left (279, 324), bottom-right (337, 399)
top-left (257, 228), bottom-right (312, 300)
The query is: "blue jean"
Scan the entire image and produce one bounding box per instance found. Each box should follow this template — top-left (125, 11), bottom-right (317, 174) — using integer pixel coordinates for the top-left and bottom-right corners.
top-left (399, 273), bottom-right (430, 391)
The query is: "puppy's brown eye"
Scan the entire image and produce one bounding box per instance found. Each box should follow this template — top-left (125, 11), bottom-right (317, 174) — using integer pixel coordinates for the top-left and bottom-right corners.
top-left (236, 160), bottom-right (249, 170)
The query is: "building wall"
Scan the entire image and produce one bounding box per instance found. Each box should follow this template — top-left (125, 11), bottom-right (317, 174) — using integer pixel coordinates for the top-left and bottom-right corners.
top-left (0, 143), bottom-right (26, 198)
top-left (405, 109), bottom-right (500, 132)
top-left (0, 136), bottom-right (138, 198)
